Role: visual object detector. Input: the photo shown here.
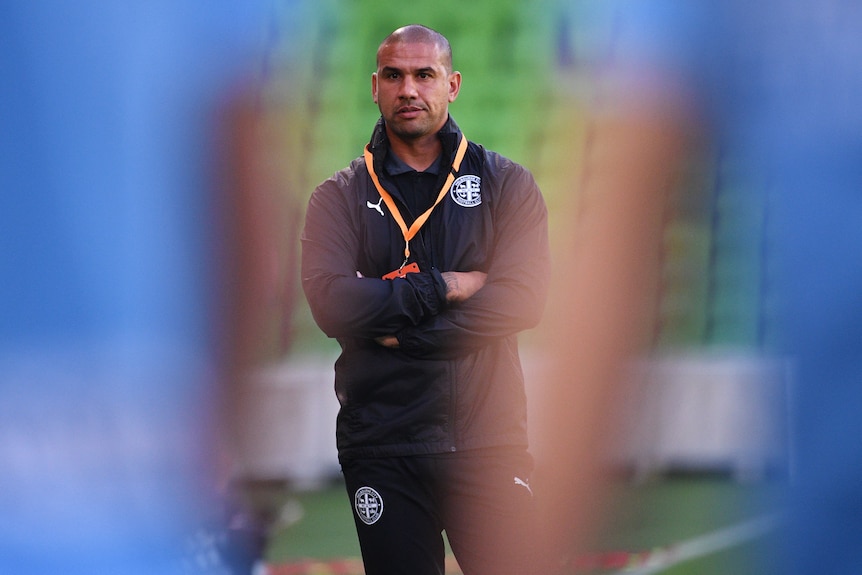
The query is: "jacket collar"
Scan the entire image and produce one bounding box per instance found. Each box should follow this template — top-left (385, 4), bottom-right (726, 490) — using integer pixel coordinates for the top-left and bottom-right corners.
top-left (384, 148), bottom-right (443, 176)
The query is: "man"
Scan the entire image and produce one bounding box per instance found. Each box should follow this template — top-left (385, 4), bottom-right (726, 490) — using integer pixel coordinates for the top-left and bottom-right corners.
top-left (301, 24), bottom-right (550, 575)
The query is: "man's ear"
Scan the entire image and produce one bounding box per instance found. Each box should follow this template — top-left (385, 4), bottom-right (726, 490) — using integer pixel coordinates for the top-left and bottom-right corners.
top-left (372, 72), bottom-right (379, 104)
top-left (448, 71), bottom-right (462, 103)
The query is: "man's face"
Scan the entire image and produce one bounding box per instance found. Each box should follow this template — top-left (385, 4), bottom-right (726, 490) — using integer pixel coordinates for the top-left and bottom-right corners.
top-left (372, 41), bottom-right (461, 143)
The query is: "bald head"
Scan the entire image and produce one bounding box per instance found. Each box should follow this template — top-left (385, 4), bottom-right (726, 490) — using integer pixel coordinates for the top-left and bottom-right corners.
top-left (377, 24), bottom-right (453, 72)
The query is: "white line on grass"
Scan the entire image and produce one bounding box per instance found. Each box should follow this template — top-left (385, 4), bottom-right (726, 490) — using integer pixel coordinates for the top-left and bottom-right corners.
top-left (609, 514), bottom-right (781, 574)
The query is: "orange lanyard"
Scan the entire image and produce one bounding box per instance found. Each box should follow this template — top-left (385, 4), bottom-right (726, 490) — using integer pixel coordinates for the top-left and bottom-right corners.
top-left (363, 134), bottom-right (469, 267)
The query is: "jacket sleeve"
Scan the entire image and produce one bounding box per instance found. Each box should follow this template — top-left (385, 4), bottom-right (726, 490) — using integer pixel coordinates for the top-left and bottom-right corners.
top-left (300, 167), bottom-right (449, 340)
top-left (396, 159), bottom-right (551, 358)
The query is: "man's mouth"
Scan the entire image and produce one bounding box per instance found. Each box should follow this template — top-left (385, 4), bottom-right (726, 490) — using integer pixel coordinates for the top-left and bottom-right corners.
top-left (396, 105), bottom-right (423, 118)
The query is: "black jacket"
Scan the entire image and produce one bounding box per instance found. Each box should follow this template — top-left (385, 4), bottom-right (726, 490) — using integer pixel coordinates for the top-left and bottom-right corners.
top-left (301, 116), bottom-right (550, 459)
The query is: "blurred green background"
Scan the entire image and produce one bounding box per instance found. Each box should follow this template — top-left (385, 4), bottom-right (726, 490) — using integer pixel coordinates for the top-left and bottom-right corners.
top-left (263, 0), bottom-right (771, 363)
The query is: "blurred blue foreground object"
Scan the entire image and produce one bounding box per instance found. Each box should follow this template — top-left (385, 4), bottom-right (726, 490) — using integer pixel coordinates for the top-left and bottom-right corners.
top-left (0, 2), bottom-right (279, 573)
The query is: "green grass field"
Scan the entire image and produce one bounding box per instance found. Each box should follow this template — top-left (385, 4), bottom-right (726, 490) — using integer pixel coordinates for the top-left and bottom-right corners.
top-left (262, 474), bottom-right (785, 574)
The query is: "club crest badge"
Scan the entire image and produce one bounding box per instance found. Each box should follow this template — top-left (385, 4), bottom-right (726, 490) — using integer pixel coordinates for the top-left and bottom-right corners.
top-left (450, 174), bottom-right (482, 207)
top-left (354, 486), bottom-right (384, 525)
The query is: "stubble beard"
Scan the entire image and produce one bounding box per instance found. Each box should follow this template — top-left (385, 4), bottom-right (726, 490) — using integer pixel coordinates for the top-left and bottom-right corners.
top-left (385, 113), bottom-right (427, 142)
top-left (389, 123), bottom-right (424, 143)
top-left (385, 110), bottom-right (447, 145)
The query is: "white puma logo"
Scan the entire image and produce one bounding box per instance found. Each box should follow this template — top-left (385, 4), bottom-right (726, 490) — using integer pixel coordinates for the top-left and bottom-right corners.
top-left (366, 197), bottom-right (385, 216)
top-left (514, 477), bottom-right (533, 496)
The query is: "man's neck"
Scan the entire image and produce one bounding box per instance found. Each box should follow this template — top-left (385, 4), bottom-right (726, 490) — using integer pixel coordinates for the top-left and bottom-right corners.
top-left (386, 132), bottom-right (442, 172)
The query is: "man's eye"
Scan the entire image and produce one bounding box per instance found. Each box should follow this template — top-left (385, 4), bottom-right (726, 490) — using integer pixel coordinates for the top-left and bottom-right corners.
top-left (387, 72), bottom-right (400, 79)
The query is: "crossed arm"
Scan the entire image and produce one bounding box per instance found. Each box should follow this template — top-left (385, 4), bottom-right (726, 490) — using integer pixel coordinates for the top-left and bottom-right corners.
top-left (373, 270), bottom-right (487, 348)
top-left (301, 161), bottom-right (549, 357)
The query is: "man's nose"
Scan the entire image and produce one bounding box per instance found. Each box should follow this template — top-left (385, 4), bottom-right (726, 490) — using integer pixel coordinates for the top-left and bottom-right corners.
top-left (399, 76), bottom-right (419, 98)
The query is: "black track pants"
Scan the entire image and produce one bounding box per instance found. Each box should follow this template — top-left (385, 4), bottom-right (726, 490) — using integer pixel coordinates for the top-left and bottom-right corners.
top-left (341, 448), bottom-right (538, 575)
